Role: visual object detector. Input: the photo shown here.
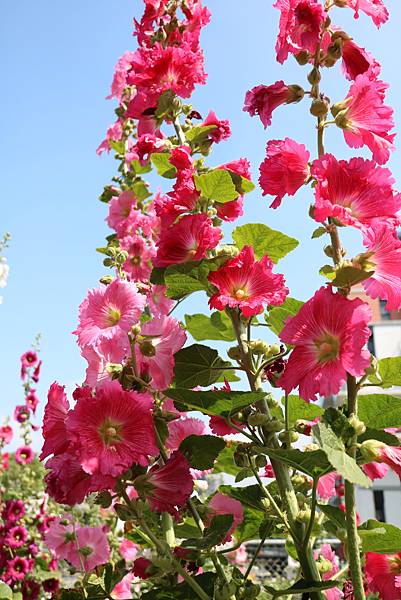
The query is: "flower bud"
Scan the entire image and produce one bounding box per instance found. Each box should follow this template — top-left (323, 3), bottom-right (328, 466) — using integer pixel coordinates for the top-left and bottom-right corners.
top-left (296, 508), bottom-right (312, 523)
top-left (287, 85), bottom-right (305, 104)
top-left (106, 363), bottom-right (123, 378)
top-left (227, 346), bottom-right (241, 361)
top-left (335, 109), bottom-right (350, 129)
top-left (261, 497), bottom-right (271, 510)
top-left (131, 324), bottom-right (141, 336)
top-left (310, 98), bottom-right (329, 118)
top-left (295, 50), bottom-right (310, 65)
top-left (255, 455), bottom-right (267, 468)
top-left (348, 414), bottom-right (366, 436)
top-left (331, 99), bottom-right (350, 118)
top-left (248, 413), bottom-right (271, 427)
top-left (267, 344), bottom-right (281, 357)
top-left (307, 68), bottom-right (321, 86)
top-left (263, 418), bottom-right (285, 433)
top-left (139, 340), bottom-right (156, 357)
top-left (99, 275), bottom-right (113, 285)
top-left (360, 439), bottom-right (386, 462)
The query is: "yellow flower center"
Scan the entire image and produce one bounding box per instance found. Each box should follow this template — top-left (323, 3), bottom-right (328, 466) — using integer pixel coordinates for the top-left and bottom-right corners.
top-left (99, 419), bottom-right (122, 446)
top-left (106, 306), bottom-right (121, 326)
top-left (234, 288), bottom-right (247, 300)
top-left (315, 333), bottom-right (340, 363)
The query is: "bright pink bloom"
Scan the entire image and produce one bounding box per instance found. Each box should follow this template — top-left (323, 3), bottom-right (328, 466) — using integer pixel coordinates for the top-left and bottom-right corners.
top-left (6, 556), bottom-right (30, 581)
top-left (154, 213), bottom-right (221, 267)
top-left (134, 133), bottom-right (165, 165)
top-left (72, 526), bottom-right (110, 571)
top-left (343, 0), bottom-right (388, 27)
top-left (0, 452), bottom-right (9, 470)
top-left (264, 464), bottom-right (275, 478)
top-left (41, 383), bottom-right (70, 460)
top-left (136, 315), bottom-right (186, 390)
top-left (220, 158), bottom-right (251, 181)
top-left (215, 158), bottom-right (252, 222)
top-left (15, 446), bottom-right (35, 465)
top-left (279, 287), bottom-right (371, 401)
top-left (209, 416), bottom-right (245, 436)
top-left (0, 425), bottom-right (13, 445)
top-left (317, 472), bottom-right (337, 499)
top-left (361, 222), bottom-right (401, 311)
top-left (32, 360), bottom-right (42, 383)
top-left (112, 573), bottom-right (135, 599)
top-left (67, 382), bottom-right (158, 476)
top-left (106, 191), bottom-right (138, 235)
top-left (312, 154), bottom-right (401, 229)
top-left (366, 552), bottom-right (401, 599)
top-left (81, 337), bottom-right (127, 388)
top-left (5, 525), bottom-right (28, 549)
top-left (374, 445), bottom-right (401, 477)
top-left (207, 493), bottom-right (244, 542)
top-left (201, 110), bottom-right (231, 143)
top-left (337, 75), bottom-right (395, 164)
top-left (119, 539), bottom-right (138, 563)
top-left (363, 461), bottom-right (389, 479)
top-left (97, 121), bottom-right (124, 155)
top-left (341, 38), bottom-right (381, 81)
top-left (133, 557), bottom-right (153, 580)
top-left (208, 246), bottom-right (288, 317)
top-left (108, 51), bottom-right (136, 100)
top-left (259, 138), bottom-right (310, 208)
top-left (166, 417), bottom-right (206, 452)
top-left (20, 350), bottom-right (38, 369)
top-left (314, 544), bottom-right (343, 600)
top-left (243, 81), bottom-right (303, 128)
top-left (26, 390), bottom-right (39, 413)
top-left (169, 145), bottom-right (193, 170)
top-left (274, 0), bottom-right (327, 63)
top-left (144, 452), bottom-right (194, 515)
top-left (74, 278), bottom-right (145, 350)
top-left (120, 235), bottom-right (155, 283)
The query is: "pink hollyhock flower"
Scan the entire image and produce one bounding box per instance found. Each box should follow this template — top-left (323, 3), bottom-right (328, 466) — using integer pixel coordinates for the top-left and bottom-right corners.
top-left (154, 213), bottom-right (221, 267)
top-left (279, 286), bottom-right (371, 401)
top-left (108, 51), bottom-right (136, 100)
top-left (363, 461), bottom-right (389, 480)
top-left (207, 493), bottom-right (244, 542)
top-left (70, 526), bottom-right (110, 571)
top-left (201, 110), bottom-right (231, 143)
top-left (0, 452), bottom-right (9, 470)
top-left (274, 0), bottom-right (327, 64)
top-left (15, 446), bottom-right (35, 465)
top-left (146, 284), bottom-right (174, 316)
top-left (6, 556), bottom-right (30, 582)
top-left (2, 499), bottom-right (25, 524)
top-left (343, 0), bottom-right (389, 27)
top-left (97, 121), bottom-right (124, 156)
top-left (259, 138), bottom-right (310, 208)
top-left (133, 557), bottom-right (153, 580)
top-left (341, 38), bottom-right (381, 81)
top-left (67, 381), bottom-right (158, 476)
top-left (166, 417), bottom-right (206, 452)
top-left (136, 315), bottom-right (186, 390)
top-left (312, 154), bottom-right (401, 229)
top-left (135, 134), bottom-right (165, 164)
top-left (363, 443), bottom-right (401, 478)
top-left (209, 416), bottom-right (245, 436)
top-left (119, 539), bottom-right (138, 563)
top-left (361, 221), bottom-right (401, 311)
top-left (208, 246), bottom-right (288, 317)
top-left (25, 390), bottom-right (39, 414)
top-left (111, 572), bottom-right (135, 599)
top-left (169, 145), bottom-right (193, 170)
top-left (243, 81), bottom-right (304, 128)
top-left (20, 350), bottom-right (38, 369)
top-left (106, 191), bottom-right (138, 235)
top-left (142, 452), bottom-right (194, 515)
top-left (81, 337), bottom-right (127, 388)
top-left (14, 404), bottom-right (30, 423)
top-left (0, 425), bottom-right (13, 445)
top-left (220, 158), bottom-right (251, 181)
top-left (32, 359), bottom-right (42, 383)
top-left (5, 525), bottom-right (28, 549)
top-left (22, 580), bottom-right (41, 598)
top-left (335, 75), bottom-right (395, 164)
top-left (314, 544), bottom-right (343, 600)
top-left (45, 517), bottom-right (76, 562)
top-left (366, 552), bottom-right (401, 599)
top-left (120, 235), bottom-right (155, 283)
top-left (317, 472), bottom-right (337, 499)
top-left (74, 278), bottom-right (145, 350)
top-left (41, 383), bottom-right (70, 460)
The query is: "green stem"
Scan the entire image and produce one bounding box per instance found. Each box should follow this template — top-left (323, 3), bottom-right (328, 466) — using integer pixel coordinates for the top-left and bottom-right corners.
top-left (302, 479), bottom-right (318, 553)
top-left (243, 530), bottom-right (268, 581)
top-left (162, 512), bottom-right (176, 547)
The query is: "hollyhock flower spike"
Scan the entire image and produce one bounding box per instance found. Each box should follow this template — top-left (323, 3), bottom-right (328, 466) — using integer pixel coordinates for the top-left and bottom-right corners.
top-left (334, 75), bottom-right (395, 164)
top-left (279, 286), bottom-right (372, 401)
top-left (207, 493), bottom-right (244, 542)
top-left (208, 245), bottom-right (288, 317)
top-left (259, 138), bottom-right (310, 208)
top-left (66, 381), bottom-right (158, 476)
top-left (365, 552), bottom-right (401, 599)
top-left (0, 424), bottom-right (13, 445)
top-left (243, 81), bottom-right (304, 128)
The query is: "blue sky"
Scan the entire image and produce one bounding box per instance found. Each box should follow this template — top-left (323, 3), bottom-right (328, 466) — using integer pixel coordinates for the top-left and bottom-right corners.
top-left (1, 0), bottom-right (400, 432)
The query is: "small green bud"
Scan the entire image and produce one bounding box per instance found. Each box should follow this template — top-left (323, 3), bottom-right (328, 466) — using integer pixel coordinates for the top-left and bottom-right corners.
top-left (296, 492), bottom-right (306, 507)
top-left (255, 455), bottom-right (267, 468)
top-left (295, 50), bottom-right (310, 65)
top-left (287, 84), bottom-right (305, 104)
top-left (263, 418), bottom-right (285, 433)
top-left (335, 109), bottom-right (350, 129)
top-left (266, 394), bottom-right (279, 409)
top-left (139, 340), bottom-right (156, 357)
top-left (261, 497), bottom-right (271, 510)
top-left (296, 508), bottom-right (312, 523)
top-left (106, 363), bottom-right (123, 378)
top-left (348, 414), bottom-right (366, 436)
top-left (307, 67), bottom-right (321, 85)
top-left (227, 346), bottom-right (241, 361)
top-left (360, 439), bottom-right (386, 462)
top-left (310, 98), bottom-right (329, 118)
top-left (248, 412), bottom-right (271, 427)
top-left (267, 343), bottom-right (281, 357)
top-left (131, 324), bottom-right (141, 336)
top-left (95, 490), bottom-right (113, 509)
top-left (99, 275), bottom-right (113, 285)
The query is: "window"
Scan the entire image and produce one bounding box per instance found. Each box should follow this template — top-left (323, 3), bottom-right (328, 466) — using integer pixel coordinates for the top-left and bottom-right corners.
top-left (373, 489), bottom-right (386, 522)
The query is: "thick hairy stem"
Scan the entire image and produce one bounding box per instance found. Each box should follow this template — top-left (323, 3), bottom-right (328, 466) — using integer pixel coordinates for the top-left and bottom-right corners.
top-left (162, 512), bottom-right (176, 547)
top-left (228, 310), bottom-right (325, 599)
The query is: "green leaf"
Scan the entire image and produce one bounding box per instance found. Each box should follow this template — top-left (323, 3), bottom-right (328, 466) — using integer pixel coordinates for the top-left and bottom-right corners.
top-left (173, 345), bottom-right (234, 388)
top-left (358, 394), bottom-right (401, 428)
top-left (185, 312), bottom-right (236, 342)
top-left (282, 395), bottom-right (323, 427)
top-left (235, 507), bottom-right (267, 543)
top-left (130, 159), bottom-right (152, 175)
top-left (232, 223), bottom-right (299, 263)
top-left (150, 266), bottom-right (166, 285)
top-left (185, 125), bottom-right (217, 144)
top-left (258, 447), bottom-right (332, 479)
top-left (150, 152), bottom-right (177, 178)
top-left (179, 434), bottom-right (226, 470)
top-left (164, 260), bottom-right (215, 299)
top-left (265, 579), bottom-right (340, 598)
top-left (331, 266), bottom-right (374, 288)
top-left (226, 169), bottom-right (255, 194)
top-left (359, 519), bottom-right (401, 553)
top-left (219, 485), bottom-right (265, 511)
top-left (311, 226), bottom-right (327, 239)
top-left (313, 422), bottom-right (371, 488)
top-left (183, 514), bottom-right (234, 549)
top-left (265, 297), bottom-right (304, 335)
top-left (370, 357), bottom-right (401, 388)
top-left (0, 583), bottom-right (13, 600)
top-left (318, 504), bottom-right (347, 530)
top-left (164, 388), bottom-right (266, 417)
top-left (319, 264), bottom-right (336, 280)
top-left (175, 517), bottom-right (202, 540)
top-left (213, 442), bottom-right (241, 476)
top-left (359, 427), bottom-right (401, 447)
top-left (132, 180), bottom-right (151, 201)
top-left (194, 170), bottom-right (238, 203)
top-left (216, 370), bottom-right (240, 383)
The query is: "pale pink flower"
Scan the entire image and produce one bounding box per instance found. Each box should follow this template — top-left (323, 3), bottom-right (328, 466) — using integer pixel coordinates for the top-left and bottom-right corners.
top-left (108, 51), bottom-right (136, 100)
top-left (74, 278), bottom-right (145, 350)
top-left (371, 444), bottom-right (401, 478)
top-left (342, 0), bottom-right (388, 27)
top-left (0, 425), bottom-right (13, 445)
top-left (274, 0), bottom-right (327, 64)
top-left (317, 472), bottom-right (337, 499)
top-left (361, 221), bottom-right (401, 311)
top-left (146, 284), bottom-right (174, 316)
top-left (314, 544), bottom-right (343, 600)
top-left (66, 381), bottom-right (158, 477)
top-left (45, 516), bottom-right (76, 563)
top-left (166, 417), bottom-right (206, 452)
top-left (259, 138), bottom-right (310, 208)
top-left (341, 38), bottom-right (381, 81)
top-left (336, 75), bottom-right (395, 164)
top-left (41, 383), bottom-right (70, 460)
top-left (243, 81), bottom-right (304, 128)
top-left (207, 493), bottom-right (244, 542)
top-left (136, 315), bottom-right (186, 390)
top-left (279, 286), bottom-right (371, 401)
top-left (312, 154), bottom-right (401, 229)
top-left (120, 234), bottom-right (155, 283)
top-left (363, 461), bottom-right (389, 479)
top-left (106, 191), bottom-right (138, 235)
top-left (97, 121), bottom-right (124, 155)
top-left (81, 337), bottom-right (127, 388)
top-left (208, 246), bottom-right (288, 317)
top-left (71, 526), bottom-right (110, 572)
top-left (366, 552), bottom-right (401, 599)
top-left (154, 213), bottom-right (221, 267)
top-left (119, 539), bottom-right (138, 563)
top-left (143, 451), bottom-right (194, 515)
top-left (111, 573), bottom-right (135, 599)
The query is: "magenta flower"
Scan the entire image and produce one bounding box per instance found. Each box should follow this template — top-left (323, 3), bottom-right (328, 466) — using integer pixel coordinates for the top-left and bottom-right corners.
top-left (2, 499), bottom-right (25, 524)
top-left (363, 461), bottom-right (389, 480)
top-left (66, 381), bottom-right (158, 477)
top-left (279, 287), bottom-right (371, 401)
top-left (312, 154), bottom-right (401, 229)
top-left (6, 556), bottom-right (30, 581)
top-left (25, 390), bottom-right (39, 414)
top-left (336, 75), bottom-right (395, 164)
top-left (166, 417), bottom-right (206, 452)
top-left (274, 0), bottom-right (327, 64)
top-left (13, 405), bottom-right (30, 423)
top-left (361, 221), bottom-right (401, 311)
top-left (136, 315), bottom-right (187, 390)
top-left (366, 552), bottom-right (401, 599)
top-left (215, 158), bottom-right (252, 222)
top-left (142, 452), bottom-right (194, 515)
top-left (342, 0), bottom-right (389, 27)
top-left (5, 525), bottom-right (28, 549)
top-left (15, 446), bottom-right (35, 465)
top-left (243, 81), bottom-right (304, 128)
top-left (259, 138), bottom-right (310, 208)
top-left (133, 557), bottom-right (153, 580)
top-left (341, 38), bottom-right (381, 81)
top-left (207, 493), bottom-right (244, 542)
top-left (209, 415), bottom-right (245, 436)
top-left (208, 246), bottom-right (288, 317)
top-left (20, 350), bottom-right (38, 369)
top-left (154, 213), bottom-right (221, 267)
top-left (41, 382), bottom-right (70, 460)
top-left (201, 110), bottom-right (231, 143)
top-left (74, 278), bottom-right (145, 350)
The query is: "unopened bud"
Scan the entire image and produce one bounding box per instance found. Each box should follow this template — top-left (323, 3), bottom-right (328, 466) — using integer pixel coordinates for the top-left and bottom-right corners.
top-left (263, 418), bottom-right (285, 433)
top-left (227, 346), bottom-right (241, 361)
top-left (335, 109), bottom-right (350, 129)
top-left (248, 413), bottom-right (271, 427)
top-left (348, 414), bottom-right (366, 436)
top-left (99, 275), bottom-right (113, 285)
top-left (267, 344), bottom-right (281, 357)
top-left (255, 455), bottom-right (267, 468)
top-left (360, 439), bottom-right (386, 462)
top-left (249, 340), bottom-right (271, 355)
top-left (296, 508), bottom-right (312, 523)
top-left (295, 50), bottom-right (310, 65)
top-left (331, 99), bottom-right (350, 118)
top-left (324, 245), bottom-right (334, 258)
top-left (310, 98), bottom-right (329, 118)
top-left (131, 324), bottom-right (141, 336)
top-left (287, 85), bottom-right (305, 104)
top-left (261, 497), bottom-right (271, 510)
top-left (139, 340), bottom-right (156, 357)
top-left (307, 68), bottom-right (321, 86)
top-left (106, 363), bottom-right (123, 377)
top-left (327, 39), bottom-right (343, 61)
